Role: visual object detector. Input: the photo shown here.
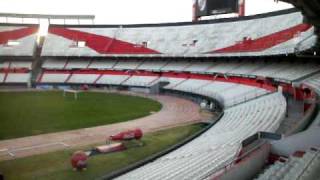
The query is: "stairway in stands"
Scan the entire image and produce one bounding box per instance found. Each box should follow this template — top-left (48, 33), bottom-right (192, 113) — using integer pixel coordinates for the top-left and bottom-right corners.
top-left (30, 36), bottom-right (45, 87)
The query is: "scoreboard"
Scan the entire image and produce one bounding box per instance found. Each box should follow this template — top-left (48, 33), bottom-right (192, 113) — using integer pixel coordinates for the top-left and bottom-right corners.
top-left (195, 0), bottom-right (239, 17)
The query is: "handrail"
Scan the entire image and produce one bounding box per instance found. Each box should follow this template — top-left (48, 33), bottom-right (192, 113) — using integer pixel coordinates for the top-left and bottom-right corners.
top-left (202, 140), bottom-right (268, 180)
top-left (297, 149), bottom-right (320, 180)
top-left (226, 90), bottom-right (275, 109)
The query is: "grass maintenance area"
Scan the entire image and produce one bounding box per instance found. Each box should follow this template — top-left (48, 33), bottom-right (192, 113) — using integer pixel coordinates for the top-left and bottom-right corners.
top-left (0, 91), bottom-right (162, 140)
top-left (0, 124), bottom-right (205, 180)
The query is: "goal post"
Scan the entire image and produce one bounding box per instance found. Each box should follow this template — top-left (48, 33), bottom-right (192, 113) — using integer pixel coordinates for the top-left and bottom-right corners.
top-left (63, 89), bottom-right (80, 100)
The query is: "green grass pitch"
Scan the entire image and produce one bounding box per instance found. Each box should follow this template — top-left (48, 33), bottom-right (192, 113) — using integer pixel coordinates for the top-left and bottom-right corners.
top-left (0, 91), bottom-right (162, 140)
top-left (0, 124), bottom-right (204, 180)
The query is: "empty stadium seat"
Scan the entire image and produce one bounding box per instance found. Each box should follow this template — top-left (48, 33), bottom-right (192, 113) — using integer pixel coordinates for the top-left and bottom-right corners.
top-left (88, 60), bottom-right (117, 69)
top-left (138, 61), bottom-right (168, 71)
top-left (122, 75), bottom-right (159, 87)
top-left (95, 74), bottom-right (130, 85)
top-left (0, 25), bottom-right (38, 56)
top-left (113, 60), bottom-right (141, 70)
top-left (116, 93), bottom-right (286, 180)
top-left (169, 79), bottom-right (269, 108)
top-left (5, 73), bottom-right (31, 83)
top-left (255, 149), bottom-right (320, 180)
top-left (40, 10), bottom-right (312, 57)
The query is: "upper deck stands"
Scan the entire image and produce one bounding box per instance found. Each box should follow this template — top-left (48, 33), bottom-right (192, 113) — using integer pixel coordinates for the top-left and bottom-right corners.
top-left (0, 24), bottom-right (38, 56)
top-left (41, 9), bottom-right (314, 57)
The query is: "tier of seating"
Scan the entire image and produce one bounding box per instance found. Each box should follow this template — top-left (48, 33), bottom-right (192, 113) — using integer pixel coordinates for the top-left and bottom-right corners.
top-left (0, 10), bottom-right (316, 59)
top-left (303, 73), bottom-right (320, 93)
top-left (40, 72), bottom-right (70, 83)
top-left (41, 59), bottom-right (320, 82)
top-left (40, 9), bottom-right (314, 57)
top-left (0, 61), bottom-right (32, 70)
top-left (122, 75), bottom-right (159, 87)
top-left (0, 25), bottom-right (38, 56)
top-left (0, 72), bottom-right (31, 83)
top-left (116, 93), bottom-right (286, 180)
top-left (38, 70), bottom-right (270, 107)
top-left (0, 61), bottom-right (32, 83)
top-left (114, 60), bottom-right (142, 70)
top-left (255, 149), bottom-right (320, 180)
top-left (165, 78), bottom-right (268, 107)
top-left (0, 8), bottom-right (318, 180)
top-left (302, 73), bottom-right (320, 128)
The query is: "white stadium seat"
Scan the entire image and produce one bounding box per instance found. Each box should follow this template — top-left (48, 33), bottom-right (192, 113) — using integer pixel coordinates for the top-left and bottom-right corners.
top-left (40, 10), bottom-right (313, 57)
top-left (5, 73), bottom-right (31, 83)
top-left (0, 25), bottom-right (38, 56)
top-left (122, 75), bottom-right (159, 87)
top-left (114, 60), bottom-right (141, 70)
top-left (88, 60), bottom-right (117, 69)
top-left (138, 61), bottom-right (168, 71)
top-left (95, 74), bottom-right (130, 85)
top-left (41, 73), bottom-right (70, 83)
top-left (255, 150), bottom-right (320, 180)
top-left (116, 93), bottom-right (286, 180)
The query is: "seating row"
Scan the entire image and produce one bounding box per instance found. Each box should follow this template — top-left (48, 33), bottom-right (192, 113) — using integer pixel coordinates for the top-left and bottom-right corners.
top-left (116, 93), bottom-right (286, 180)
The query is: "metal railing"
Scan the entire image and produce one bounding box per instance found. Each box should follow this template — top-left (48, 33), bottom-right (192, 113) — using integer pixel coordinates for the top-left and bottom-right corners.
top-left (202, 140), bottom-right (269, 180)
top-left (297, 149), bottom-right (320, 180)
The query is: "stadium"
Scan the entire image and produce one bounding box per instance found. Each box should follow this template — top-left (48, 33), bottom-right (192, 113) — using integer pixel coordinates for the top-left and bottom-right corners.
top-left (0, 0), bottom-right (320, 179)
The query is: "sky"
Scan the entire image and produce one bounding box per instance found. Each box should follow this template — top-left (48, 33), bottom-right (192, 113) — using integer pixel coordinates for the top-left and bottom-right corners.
top-left (0, 0), bottom-right (293, 24)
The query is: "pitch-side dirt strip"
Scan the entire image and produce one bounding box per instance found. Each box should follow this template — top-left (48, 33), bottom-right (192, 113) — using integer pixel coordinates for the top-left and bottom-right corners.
top-left (0, 93), bottom-right (211, 161)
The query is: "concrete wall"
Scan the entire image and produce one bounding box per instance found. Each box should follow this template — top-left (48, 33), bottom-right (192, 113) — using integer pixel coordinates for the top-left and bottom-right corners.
top-left (213, 143), bottom-right (270, 180)
top-left (271, 127), bottom-right (320, 156)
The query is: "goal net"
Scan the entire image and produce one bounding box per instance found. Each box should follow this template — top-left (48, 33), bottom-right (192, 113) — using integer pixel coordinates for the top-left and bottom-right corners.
top-left (63, 89), bottom-right (80, 100)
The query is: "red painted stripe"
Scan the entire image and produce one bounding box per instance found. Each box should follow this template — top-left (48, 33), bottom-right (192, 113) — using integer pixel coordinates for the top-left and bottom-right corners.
top-left (49, 27), bottom-right (160, 55)
top-left (212, 24), bottom-right (312, 53)
top-left (162, 72), bottom-right (190, 79)
top-left (42, 70), bottom-right (71, 74)
top-left (0, 27), bottom-right (38, 45)
top-left (43, 69), bottom-right (160, 76)
top-left (0, 69), bottom-right (29, 73)
top-left (41, 70), bottom-right (277, 91)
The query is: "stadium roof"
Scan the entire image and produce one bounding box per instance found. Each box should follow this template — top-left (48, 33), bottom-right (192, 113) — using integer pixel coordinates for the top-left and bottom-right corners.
top-left (0, 13), bottom-right (95, 20)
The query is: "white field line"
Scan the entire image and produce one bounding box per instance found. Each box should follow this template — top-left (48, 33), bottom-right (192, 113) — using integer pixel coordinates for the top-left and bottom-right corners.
top-left (3, 142), bottom-right (70, 157)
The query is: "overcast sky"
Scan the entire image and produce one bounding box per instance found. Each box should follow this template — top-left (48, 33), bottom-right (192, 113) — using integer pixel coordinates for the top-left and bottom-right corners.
top-left (0, 0), bottom-right (293, 24)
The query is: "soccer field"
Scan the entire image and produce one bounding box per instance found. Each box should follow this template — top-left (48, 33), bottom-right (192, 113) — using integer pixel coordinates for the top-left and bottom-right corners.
top-left (0, 91), bottom-right (162, 140)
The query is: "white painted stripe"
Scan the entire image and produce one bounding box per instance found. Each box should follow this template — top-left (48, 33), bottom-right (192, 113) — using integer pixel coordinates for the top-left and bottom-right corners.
top-left (9, 142), bottom-right (69, 153)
